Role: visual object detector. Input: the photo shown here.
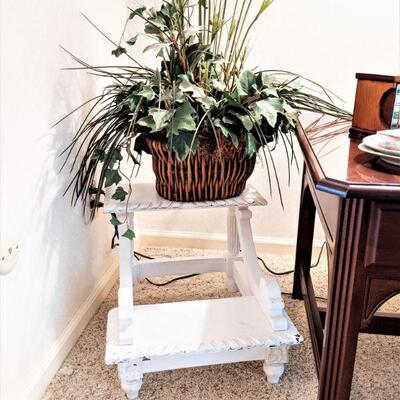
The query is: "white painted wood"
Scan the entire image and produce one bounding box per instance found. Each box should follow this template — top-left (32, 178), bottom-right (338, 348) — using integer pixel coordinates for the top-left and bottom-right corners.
top-left (105, 299), bottom-right (302, 359)
top-left (134, 256), bottom-right (242, 279)
top-left (104, 184), bottom-right (267, 214)
top-left (104, 185), bottom-right (301, 399)
top-left (263, 345), bottom-right (289, 384)
top-left (225, 207), bottom-right (240, 293)
top-left (117, 213), bottom-right (135, 346)
top-left (235, 207), bottom-right (288, 331)
top-left (118, 362), bottom-right (143, 400)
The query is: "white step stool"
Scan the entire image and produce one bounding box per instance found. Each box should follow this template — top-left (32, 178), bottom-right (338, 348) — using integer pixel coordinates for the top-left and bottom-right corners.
top-left (103, 184), bottom-right (302, 399)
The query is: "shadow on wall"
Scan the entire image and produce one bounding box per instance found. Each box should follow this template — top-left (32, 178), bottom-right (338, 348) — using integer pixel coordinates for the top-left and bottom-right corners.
top-left (15, 52), bottom-right (114, 352)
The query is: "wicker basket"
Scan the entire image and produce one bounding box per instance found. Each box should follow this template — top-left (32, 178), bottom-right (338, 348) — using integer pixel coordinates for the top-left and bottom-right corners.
top-left (146, 136), bottom-right (256, 202)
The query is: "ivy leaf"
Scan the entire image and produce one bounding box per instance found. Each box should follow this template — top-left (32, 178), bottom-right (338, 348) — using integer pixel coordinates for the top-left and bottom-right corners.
top-left (109, 148), bottom-right (123, 166)
top-left (238, 114), bottom-right (253, 131)
top-left (137, 108), bottom-right (171, 132)
top-left (211, 79), bottom-right (226, 91)
top-left (170, 132), bottom-right (199, 160)
top-left (236, 70), bottom-right (256, 96)
top-left (261, 88), bottom-right (278, 97)
top-left (214, 119), bottom-right (239, 148)
top-left (122, 229), bottom-right (135, 240)
top-left (129, 6), bottom-right (146, 19)
top-left (134, 85), bottom-right (155, 101)
top-left (128, 94), bottom-right (140, 111)
top-left (112, 186), bottom-right (128, 201)
top-left (196, 96), bottom-right (216, 110)
top-left (110, 215), bottom-right (121, 226)
top-left (104, 169), bottom-right (122, 187)
top-left (249, 98), bottom-right (283, 128)
top-left (245, 133), bottom-right (258, 157)
top-left (111, 46), bottom-right (127, 58)
top-left (92, 148), bottom-right (105, 161)
top-left (179, 74), bottom-right (206, 98)
top-left (169, 103), bottom-right (196, 135)
top-left (126, 34), bottom-right (138, 46)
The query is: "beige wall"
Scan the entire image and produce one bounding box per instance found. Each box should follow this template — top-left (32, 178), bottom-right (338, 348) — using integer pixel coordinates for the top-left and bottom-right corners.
top-left (0, 1), bottom-right (125, 399)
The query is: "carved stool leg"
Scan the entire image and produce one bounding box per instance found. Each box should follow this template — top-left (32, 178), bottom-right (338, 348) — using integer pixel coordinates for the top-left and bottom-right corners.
top-left (235, 206), bottom-right (288, 330)
top-left (263, 345), bottom-right (288, 384)
top-left (117, 213), bottom-right (135, 345)
top-left (118, 361), bottom-right (143, 400)
top-left (225, 207), bottom-right (239, 293)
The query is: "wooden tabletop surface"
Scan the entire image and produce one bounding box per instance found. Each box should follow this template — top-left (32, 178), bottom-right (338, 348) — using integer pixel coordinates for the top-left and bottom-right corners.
top-left (296, 121), bottom-right (400, 201)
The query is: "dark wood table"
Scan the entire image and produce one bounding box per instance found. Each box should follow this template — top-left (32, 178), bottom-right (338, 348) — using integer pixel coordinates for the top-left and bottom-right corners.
top-left (292, 122), bottom-right (400, 400)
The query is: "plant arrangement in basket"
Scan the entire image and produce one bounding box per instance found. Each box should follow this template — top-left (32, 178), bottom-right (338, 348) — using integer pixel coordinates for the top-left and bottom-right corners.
top-left (57, 0), bottom-right (351, 238)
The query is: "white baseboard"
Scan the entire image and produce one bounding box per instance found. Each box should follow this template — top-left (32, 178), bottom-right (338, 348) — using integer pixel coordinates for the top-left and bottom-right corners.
top-left (26, 256), bottom-right (118, 400)
top-left (138, 230), bottom-right (325, 256)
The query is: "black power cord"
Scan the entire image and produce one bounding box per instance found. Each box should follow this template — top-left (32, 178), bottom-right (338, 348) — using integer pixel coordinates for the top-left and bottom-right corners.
top-left (133, 242), bottom-right (327, 300)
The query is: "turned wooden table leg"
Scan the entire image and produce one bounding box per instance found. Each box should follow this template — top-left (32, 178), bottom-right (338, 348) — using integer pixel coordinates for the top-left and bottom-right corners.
top-left (292, 167), bottom-right (316, 300)
top-left (319, 199), bottom-right (366, 400)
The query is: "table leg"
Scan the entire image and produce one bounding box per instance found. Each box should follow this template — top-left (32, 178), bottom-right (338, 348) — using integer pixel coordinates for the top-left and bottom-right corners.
top-left (318, 199), bottom-right (365, 400)
top-left (292, 167), bottom-right (316, 300)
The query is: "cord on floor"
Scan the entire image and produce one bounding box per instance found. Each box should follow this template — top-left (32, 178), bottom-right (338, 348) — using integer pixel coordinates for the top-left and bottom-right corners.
top-left (133, 243), bottom-right (327, 301)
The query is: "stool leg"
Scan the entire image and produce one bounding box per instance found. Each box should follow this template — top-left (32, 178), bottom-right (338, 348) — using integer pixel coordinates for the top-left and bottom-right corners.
top-left (117, 213), bottom-right (135, 345)
top-left (263, 345), bottom-right (288, 384)
top-left (235, 206), bottom-right (288, 331)
top-left (118, 361), bottom-right (143, 400)
top-left (225, 207), bottom-right (239, 293)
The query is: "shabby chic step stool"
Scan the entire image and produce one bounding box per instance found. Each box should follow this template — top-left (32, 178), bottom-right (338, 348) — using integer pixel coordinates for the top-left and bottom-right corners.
top-left (104, 183), bottom-right (302, 399)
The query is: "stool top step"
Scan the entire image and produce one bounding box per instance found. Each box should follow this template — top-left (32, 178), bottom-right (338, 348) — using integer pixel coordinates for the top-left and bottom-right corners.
top-left (103, 183), bottom-right (267, 214)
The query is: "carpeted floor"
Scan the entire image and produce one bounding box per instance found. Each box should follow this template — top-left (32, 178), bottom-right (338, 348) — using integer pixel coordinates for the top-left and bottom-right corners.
top-left (42, 248), bottom-right (400, 400)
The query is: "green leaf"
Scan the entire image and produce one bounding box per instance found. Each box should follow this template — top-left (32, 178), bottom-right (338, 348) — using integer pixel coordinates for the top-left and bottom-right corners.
top-left (122, 229), bottom-right (135, 240)
top-left (134, 85), bottom-right (155, 101)
top-left (109, 148), bottom-right (123, 166)
top-left (170, 132), bottom-right (199, 160)
top-left (236, 70), bottom-right (256, 96)
top-left (126, 35), bottom-right (138, 46)
top-left (283, 100), bottom-right (299, 123)
top-left (110, 215), bottom-right (121, 226)
top-left (128, 94), bottom-right (140, 111)
top-left (111, 186), bottom-right (128, 201)
top-left (214, 119), bottom-right (239, 148)
top-left (179, 74), bottom-right (206, 98)
top-left (104, 169), bottom-right (122, 187)
top-left (92, 148), bottom-right (105, 161)
top-left (258, 0), bottom-right (273, 16)
top-left (245, 133), bottom-right (258, 157)
top-left (249, 98), bottom-right (284, 128)
top-left (196, 96), bottom-right (216, 109)
top-left (211, 79), bottom-right (226, 91)
top-left (238, 114), bottom-right (253, 131)
top-left (137, 108), bottom-right (171, 132)
top-left (129, 6), bottom-right (146, 19)
top-left (143, 42), bottom-right (171, 53)
top-left (260, 72), bottom-right (276, 87)
top-left (111, 46), bottom-right (127, 58)
top-left (169, 103), bottom-right (196, 135)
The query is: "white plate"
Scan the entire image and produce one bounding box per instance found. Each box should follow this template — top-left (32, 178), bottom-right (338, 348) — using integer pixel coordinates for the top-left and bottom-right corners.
top-left (363, 134), bottom-right (400, 157)
top-left (358, 143), bottom-right (400, 167)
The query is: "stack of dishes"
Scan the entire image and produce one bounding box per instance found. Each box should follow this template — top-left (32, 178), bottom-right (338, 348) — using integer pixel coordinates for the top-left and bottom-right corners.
top-left (358, 129), bottom-right (400, 166)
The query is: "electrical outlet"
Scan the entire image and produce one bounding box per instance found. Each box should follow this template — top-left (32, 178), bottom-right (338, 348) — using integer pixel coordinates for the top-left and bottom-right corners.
top-left (0, 243), bottom-right (20, 275)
